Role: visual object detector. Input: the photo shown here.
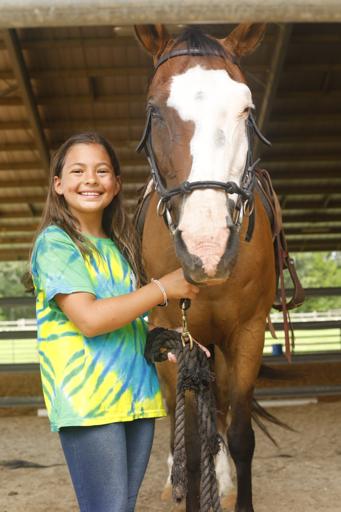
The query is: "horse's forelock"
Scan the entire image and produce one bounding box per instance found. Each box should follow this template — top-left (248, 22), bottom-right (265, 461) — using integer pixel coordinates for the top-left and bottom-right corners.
top-left (173, 26), bottom-right (228, 60)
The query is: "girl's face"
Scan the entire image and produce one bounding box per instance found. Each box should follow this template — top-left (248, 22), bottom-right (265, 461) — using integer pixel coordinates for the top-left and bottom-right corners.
top-left (54, 143), bottom-right (120, 221)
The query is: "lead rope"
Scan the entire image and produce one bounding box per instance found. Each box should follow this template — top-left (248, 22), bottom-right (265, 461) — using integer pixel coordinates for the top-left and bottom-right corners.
top-left (144, 301), bottom-right (222, 512)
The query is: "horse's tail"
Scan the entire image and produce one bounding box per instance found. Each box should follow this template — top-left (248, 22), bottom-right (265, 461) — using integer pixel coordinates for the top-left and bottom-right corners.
top-left (251, 398), bottom-right (295, 446)
top-left (252, 363), bottom-right (301, 445)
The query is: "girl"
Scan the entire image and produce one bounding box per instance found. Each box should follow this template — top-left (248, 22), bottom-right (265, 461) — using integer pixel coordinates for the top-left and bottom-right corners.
top-left (30, 132), bottom-right (199, 512)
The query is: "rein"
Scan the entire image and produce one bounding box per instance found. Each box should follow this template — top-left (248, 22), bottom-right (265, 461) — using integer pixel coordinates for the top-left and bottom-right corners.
top-left (137, 47), bottom-right (271, 241)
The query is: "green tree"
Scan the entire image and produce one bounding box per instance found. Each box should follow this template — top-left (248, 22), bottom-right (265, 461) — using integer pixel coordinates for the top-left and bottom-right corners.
top-left (0, 261), bottom-right (35, 320)
top-left (285, 252), bottom-right (341, 313)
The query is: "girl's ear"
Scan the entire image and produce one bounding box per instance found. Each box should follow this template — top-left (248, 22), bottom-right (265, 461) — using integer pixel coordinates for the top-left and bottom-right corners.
top-left (114, 175), bottom-right (121, 196)
top-left (134, 24), bottom-right (170, 59)
top-left (54, 175), bottom-right (63, 195)
top-left (221, 24), bottom-right (266, 58)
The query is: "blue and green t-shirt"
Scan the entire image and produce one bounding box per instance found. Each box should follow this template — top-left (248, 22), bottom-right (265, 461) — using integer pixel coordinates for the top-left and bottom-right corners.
top-left (31, 225), bottom-right (166, 432)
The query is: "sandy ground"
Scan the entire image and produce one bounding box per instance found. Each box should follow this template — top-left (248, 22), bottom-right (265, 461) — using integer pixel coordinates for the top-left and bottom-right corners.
top-left (0, 400), bottom-right (341, 512)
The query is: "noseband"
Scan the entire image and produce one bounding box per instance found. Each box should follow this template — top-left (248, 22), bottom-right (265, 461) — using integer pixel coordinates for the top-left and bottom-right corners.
top-left (137, 47), bottom-right (271, 241)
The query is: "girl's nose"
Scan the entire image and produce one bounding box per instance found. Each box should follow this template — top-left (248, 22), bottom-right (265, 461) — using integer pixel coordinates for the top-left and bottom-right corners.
top-left (85, 172), bottom-right (98, 184)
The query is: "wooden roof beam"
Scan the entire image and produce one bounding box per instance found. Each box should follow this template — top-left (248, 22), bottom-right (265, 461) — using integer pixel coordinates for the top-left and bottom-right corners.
top-left (3, 29), bottom-right (50, 175)
top-left (254, 23), bottom-right (292, 158)
top-left (0, 139), bottom-right (141, 152)
top-left (1, 0), bottom-right (341, 28)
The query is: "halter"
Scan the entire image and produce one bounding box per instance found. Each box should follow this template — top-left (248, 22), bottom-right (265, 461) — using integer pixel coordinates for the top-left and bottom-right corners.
top-left (137, 47), bottom-right (271, 241)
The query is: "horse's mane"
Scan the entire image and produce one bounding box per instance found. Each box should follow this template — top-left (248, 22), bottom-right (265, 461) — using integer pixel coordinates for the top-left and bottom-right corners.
top-left (173, 26), bottom-right (228, 59)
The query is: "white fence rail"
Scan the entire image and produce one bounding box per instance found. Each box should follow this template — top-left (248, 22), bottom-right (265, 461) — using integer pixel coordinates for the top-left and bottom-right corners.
top-left (0, 312), bottom-right (340, 365)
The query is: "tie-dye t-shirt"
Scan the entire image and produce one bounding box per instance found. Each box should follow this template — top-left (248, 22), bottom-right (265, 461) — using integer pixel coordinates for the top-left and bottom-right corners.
top-left (31, 225), bottom-right (166, 432)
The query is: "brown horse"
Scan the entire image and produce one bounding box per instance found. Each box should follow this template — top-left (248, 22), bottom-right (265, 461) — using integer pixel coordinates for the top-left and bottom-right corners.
top-left (135, 24), bottom-right (277, 512)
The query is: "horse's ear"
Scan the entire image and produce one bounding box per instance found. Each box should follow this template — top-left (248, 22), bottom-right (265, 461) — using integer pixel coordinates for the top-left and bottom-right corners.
top-left (134, 24), bottom-right (170, 57)
top-left (221, 24), bottom-right (266, 57)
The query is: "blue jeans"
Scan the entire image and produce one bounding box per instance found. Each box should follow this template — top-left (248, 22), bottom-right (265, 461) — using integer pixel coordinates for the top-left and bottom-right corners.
top-left (59, 419), bottom-right (155, 512)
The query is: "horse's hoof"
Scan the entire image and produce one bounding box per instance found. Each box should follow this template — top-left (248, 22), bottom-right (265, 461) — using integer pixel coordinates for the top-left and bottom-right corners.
top-left (161, 484), bottom-right (172, 502)
top-left (221, 492), bottom-right (237, 511)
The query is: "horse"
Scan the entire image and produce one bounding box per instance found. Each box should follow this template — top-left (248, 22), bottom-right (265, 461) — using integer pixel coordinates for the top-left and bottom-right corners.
top-left (134, 23), bottom-right (279, 512)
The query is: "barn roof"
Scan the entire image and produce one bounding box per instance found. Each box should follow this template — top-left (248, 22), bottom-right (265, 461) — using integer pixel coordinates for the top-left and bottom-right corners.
top-left (0, 23), bottom-right (340, 261)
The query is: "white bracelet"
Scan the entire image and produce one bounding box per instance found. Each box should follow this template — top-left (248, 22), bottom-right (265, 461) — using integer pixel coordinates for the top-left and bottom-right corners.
top-left (151, 278), bottom-right (168, 307)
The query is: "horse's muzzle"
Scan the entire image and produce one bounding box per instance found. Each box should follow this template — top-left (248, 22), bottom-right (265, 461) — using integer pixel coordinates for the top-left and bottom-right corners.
top-left (174, 227), bottom-right (239, 283)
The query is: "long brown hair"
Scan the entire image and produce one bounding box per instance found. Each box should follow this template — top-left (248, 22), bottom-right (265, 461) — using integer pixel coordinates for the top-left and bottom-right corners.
top-left (27, 132), bottom-right (144, 289)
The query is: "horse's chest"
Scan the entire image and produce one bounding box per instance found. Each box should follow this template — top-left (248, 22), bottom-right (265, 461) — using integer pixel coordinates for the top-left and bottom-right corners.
top-left (183, 298), bottom-right (239, 345)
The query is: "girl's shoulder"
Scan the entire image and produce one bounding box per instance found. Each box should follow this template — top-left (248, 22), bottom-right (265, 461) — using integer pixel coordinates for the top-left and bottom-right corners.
top-left (32, 226), bottom-right (77, 261)
top-left (34, 225), bottom-right (75, 248)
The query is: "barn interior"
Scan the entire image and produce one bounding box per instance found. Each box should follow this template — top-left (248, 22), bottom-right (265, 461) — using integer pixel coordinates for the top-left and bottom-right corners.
top-left (0, 20), bottom-right (340, 407)
top-left (0, 22), bottom-right (341, 261)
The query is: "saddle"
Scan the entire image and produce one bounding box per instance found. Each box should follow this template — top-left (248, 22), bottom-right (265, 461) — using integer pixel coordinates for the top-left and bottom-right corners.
top-left (134, 170), bottom-right (305, 361)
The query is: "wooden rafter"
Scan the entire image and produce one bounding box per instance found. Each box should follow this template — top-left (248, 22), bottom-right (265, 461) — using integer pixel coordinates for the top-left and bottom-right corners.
top-left (254, 24), bottom-right (292, 158)
top-left (3, 29), bottom-right (50, 175)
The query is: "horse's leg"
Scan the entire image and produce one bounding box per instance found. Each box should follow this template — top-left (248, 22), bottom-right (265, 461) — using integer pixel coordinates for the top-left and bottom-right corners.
top-left (226, 324), bottom-right (265, 512)
top-left (214, 346), bottom-right (236, 511)
top-left (216, 430), bottom-right (236, 511)
top-left (227, 391), bottom-right (255, 512)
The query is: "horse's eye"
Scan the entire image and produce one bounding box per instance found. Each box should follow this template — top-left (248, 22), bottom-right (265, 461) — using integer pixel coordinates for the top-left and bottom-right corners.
top-left (243, 104), bottom-right (255, 116)
top-left (152, 109), bottom-right (163, 121)
top-left (150, 106), bottom-right (163, 120)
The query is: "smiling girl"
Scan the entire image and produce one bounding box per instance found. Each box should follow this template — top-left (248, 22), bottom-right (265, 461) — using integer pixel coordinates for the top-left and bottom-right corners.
top-left (30, 132), bottom-right (198, 512)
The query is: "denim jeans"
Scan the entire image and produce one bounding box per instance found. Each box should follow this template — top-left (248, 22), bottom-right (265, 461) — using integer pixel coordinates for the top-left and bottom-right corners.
top-left (59, 418), bottom-right (155, 512)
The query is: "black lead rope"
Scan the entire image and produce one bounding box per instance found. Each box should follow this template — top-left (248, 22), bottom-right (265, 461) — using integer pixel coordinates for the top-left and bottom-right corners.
top-left (144, 325), bottom-right (222, 512)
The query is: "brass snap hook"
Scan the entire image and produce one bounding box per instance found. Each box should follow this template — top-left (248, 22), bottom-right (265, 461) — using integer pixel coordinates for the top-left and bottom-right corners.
top-left (180, 298), bottom-right (193, 350)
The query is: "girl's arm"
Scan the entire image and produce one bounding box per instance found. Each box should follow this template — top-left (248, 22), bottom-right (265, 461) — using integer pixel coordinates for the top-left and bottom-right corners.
top-left (55, 268), bottom-right (199, 337)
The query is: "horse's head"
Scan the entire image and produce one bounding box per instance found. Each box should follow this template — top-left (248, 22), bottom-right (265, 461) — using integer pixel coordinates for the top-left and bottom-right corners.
top-left (135, 24), bottom-right (266, 285)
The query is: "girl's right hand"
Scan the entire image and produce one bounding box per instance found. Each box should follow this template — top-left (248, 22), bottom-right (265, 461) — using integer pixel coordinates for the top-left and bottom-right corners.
top-left (158, 268), bottom-right (199, 301)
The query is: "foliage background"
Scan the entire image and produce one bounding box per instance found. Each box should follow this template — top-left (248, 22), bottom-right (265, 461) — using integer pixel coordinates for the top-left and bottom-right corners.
top-left (0, 261), bottom-right (34, 320)
top-left (0, 253), bottom-right (340, 320)
top-left (286, 252), bottom-right (341, 313)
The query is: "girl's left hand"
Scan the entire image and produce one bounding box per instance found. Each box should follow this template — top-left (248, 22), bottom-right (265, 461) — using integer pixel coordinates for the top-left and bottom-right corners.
top-left (167, 340), bottom-right (211, 363)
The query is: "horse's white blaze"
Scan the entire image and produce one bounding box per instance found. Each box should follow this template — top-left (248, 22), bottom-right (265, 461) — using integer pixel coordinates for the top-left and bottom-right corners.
top-left (167, 65), bottom-right (252, 276)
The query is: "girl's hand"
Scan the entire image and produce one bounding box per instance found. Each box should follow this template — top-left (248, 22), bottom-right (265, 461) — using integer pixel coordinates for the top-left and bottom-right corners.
top-left (167, 339), bottom-right (211, 363)
top-left (158, 268), bottom-right (199, 301)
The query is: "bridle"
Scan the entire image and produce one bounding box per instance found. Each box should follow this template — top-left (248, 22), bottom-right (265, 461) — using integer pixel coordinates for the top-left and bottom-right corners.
top-left (137, 47), bottom-right (271, 242)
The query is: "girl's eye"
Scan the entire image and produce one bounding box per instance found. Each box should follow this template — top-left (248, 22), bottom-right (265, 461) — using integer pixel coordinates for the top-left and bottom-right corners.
top-left (98, 168), bottom-right (110, 174)
top-left (71, 168), bottom-right (83, 174)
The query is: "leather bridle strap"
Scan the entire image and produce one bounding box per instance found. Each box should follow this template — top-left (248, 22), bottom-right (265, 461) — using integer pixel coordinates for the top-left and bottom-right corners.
top-left (154, 47), bottom-right (239, 71)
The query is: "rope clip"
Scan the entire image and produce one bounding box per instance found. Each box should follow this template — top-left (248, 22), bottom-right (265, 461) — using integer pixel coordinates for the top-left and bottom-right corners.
top-left (180, 298), bottom-right (194, 350)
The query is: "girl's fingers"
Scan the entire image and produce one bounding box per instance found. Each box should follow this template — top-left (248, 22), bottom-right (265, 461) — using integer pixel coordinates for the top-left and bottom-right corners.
top-left (196, 342), bottom-right (211, 358)
top-left (167, 352), bottom-right (177, 363)
top-left (167, 340), bottom-right (210, 361)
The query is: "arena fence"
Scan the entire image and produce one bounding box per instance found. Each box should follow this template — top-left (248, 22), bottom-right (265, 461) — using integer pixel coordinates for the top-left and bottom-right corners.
top-left (0, 312), bottom-right (340, 366)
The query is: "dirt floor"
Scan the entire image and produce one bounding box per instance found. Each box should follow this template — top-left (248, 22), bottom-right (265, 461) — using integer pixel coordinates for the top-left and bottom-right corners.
top-left (0, 400), bottom-right (340, 512)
